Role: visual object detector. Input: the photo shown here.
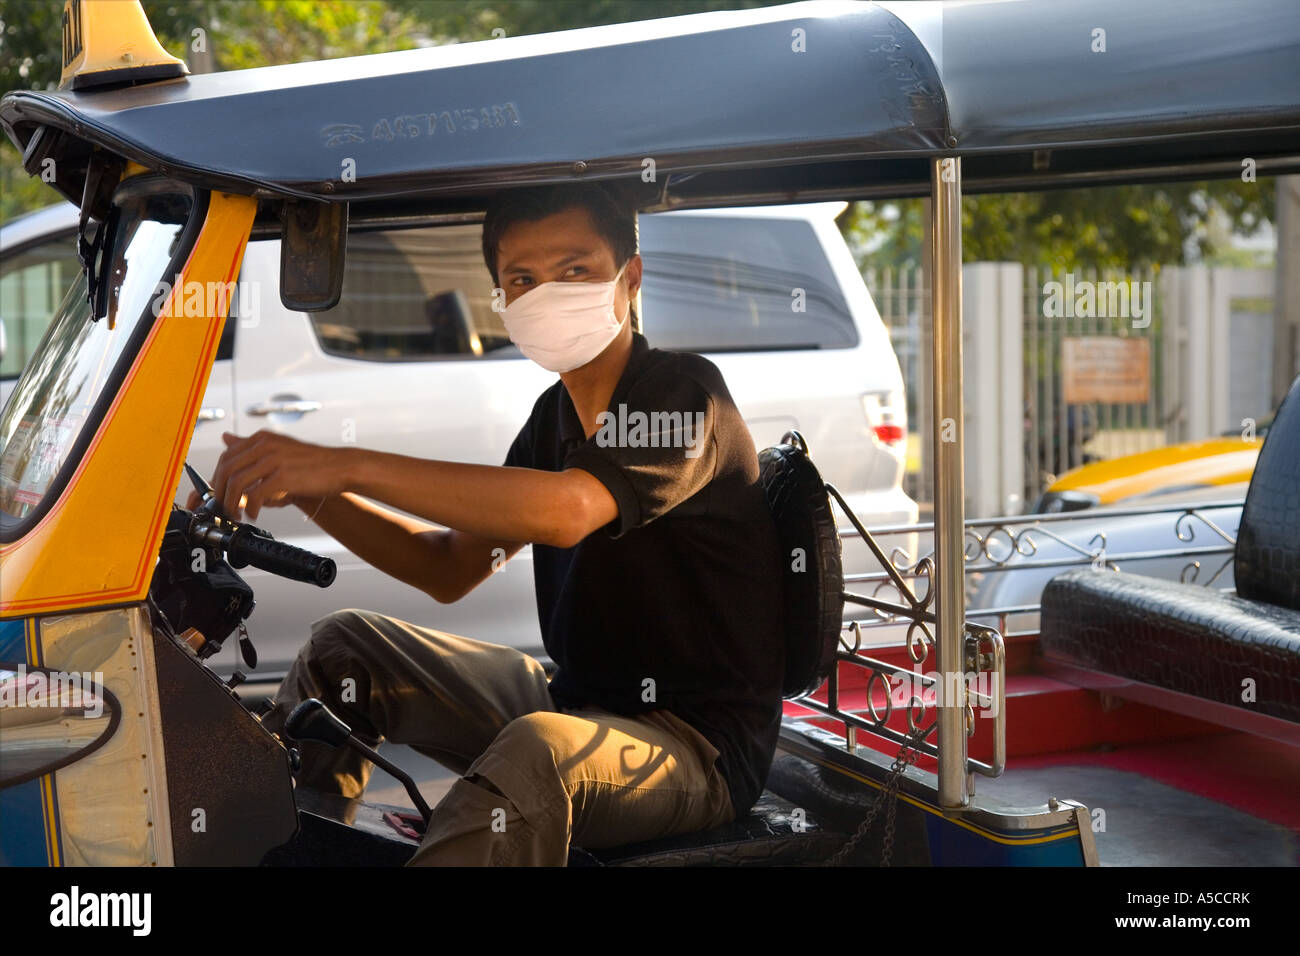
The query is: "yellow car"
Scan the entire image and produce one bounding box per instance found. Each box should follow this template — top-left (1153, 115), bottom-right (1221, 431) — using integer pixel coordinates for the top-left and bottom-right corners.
top-left (1032, 434), bottom-right (1265, 513)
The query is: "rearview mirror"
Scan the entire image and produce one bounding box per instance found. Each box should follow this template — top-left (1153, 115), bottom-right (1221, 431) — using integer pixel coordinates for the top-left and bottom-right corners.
top-left (0, 664), bottom-right (121, 790)
top-left (280, 200), bottom-right (347, 312)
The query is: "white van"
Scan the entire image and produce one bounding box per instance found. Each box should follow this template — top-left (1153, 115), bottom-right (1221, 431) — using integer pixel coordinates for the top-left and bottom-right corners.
top-left (1, 200), bottom-right (916, 680)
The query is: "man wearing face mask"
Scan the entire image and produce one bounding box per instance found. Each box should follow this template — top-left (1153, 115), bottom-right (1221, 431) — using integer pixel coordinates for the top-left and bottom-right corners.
top-left (202, 182), bottom-right (786, 866)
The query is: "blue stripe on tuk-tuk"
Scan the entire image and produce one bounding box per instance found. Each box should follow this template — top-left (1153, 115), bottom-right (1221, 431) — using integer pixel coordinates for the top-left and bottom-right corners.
top-left (0, 617), bottom-right (60, 867)
top-left (925, 816), bottom-right (1087, 866)
top-left (0, 617), bottom-right (28, 661)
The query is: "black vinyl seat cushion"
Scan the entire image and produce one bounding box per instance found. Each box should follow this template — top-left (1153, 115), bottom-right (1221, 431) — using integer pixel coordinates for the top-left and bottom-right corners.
top-left (1041, 568), bottom-right (1300, 725)
top-left (1235, 375), bottom-right (1300, 612)
top-left (758, 438), bottom-right (843, 699)
top-left (566, 790), bottom-right (841, 866)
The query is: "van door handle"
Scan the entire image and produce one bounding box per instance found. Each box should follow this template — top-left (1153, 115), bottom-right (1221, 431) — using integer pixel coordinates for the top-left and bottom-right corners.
top-left (247, 399), bottom-right (322, 417)
top-left (197, 407), bottom-right (227, 422)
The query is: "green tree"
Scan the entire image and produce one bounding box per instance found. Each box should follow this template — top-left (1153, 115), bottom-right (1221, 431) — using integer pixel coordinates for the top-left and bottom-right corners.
top-left (843, 180), bottom-right (1276, 272)
top-left (385, 0), bottom-right (771, 43)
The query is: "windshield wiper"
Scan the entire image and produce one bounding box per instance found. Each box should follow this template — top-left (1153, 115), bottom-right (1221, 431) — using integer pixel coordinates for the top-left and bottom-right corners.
top-left (76, 153), bottom-right (126, 323)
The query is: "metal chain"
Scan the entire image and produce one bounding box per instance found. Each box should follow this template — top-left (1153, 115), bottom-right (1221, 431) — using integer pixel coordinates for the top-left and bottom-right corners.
top-left (823, 723), bottom-right (930, 867)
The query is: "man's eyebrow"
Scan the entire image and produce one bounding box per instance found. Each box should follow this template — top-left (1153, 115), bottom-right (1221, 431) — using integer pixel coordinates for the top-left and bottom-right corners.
top-left (501, 249), bottom-right (599, 275)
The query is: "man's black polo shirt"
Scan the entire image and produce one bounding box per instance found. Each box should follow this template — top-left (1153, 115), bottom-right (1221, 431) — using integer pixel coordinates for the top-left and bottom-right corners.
top-left (502, 330), bottom-right (786, 817)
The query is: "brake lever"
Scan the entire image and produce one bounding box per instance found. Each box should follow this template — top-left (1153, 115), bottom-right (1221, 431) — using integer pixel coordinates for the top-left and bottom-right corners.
top-left (185, 461), bottom-right (228, 520)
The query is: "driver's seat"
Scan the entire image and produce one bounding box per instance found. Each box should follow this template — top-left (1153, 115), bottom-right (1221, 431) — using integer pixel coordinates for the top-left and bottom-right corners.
top-left (568, 431), bottom-right (844, 866)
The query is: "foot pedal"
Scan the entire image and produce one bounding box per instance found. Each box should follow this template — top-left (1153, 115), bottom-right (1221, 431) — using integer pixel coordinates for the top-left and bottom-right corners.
top-left (381, 810), bottom-right (426, 840)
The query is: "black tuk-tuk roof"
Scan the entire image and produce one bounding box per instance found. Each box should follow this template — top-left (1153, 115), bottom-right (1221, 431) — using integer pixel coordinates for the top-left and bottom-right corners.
top-left (2, 0), bottom-right (1298, 222)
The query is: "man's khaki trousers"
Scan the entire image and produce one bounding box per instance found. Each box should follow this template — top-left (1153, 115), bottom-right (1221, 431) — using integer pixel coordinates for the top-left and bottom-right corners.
top-left (258, 608), bottom-right (736, 866)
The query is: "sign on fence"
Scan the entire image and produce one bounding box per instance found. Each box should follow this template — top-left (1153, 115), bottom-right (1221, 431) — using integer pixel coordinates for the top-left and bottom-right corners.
top-left (1062, 336), bottom-right (1151, 404)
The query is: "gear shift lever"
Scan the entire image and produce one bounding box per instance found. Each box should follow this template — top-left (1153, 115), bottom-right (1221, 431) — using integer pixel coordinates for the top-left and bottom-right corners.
top-left (284, 698), bottom-right (432, 828)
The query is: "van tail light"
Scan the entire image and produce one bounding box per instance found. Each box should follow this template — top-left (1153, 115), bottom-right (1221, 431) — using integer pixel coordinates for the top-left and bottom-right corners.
top-left (872, 423), bottom-right (906, 445)
top-left (862, 390), bottom-right (907, 448)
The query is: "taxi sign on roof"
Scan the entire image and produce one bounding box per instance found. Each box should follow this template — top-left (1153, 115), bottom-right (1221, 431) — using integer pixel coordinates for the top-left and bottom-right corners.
top-left (59, 0), bottom-right (188, 92)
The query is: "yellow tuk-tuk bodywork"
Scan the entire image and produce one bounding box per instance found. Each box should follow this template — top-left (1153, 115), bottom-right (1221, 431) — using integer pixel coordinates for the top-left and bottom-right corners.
top-left (0, 191), bottom-right (256, 617)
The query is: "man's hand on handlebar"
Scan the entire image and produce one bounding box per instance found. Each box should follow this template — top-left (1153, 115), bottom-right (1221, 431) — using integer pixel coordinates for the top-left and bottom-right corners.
top-left (185, 430), bottom-right (352, 522)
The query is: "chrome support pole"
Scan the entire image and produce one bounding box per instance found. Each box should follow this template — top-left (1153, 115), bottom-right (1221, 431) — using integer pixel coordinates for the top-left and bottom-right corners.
top-left (930, 157), bottom-right (968, 809)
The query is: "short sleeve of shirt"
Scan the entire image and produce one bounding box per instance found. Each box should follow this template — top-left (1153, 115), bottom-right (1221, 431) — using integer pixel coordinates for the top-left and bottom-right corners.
top-left (563, 365), bottom-right (717, 538)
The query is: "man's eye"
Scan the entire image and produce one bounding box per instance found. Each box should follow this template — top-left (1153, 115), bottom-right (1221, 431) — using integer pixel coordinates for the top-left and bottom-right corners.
top-left (563, 266), bottom-right (588, 279)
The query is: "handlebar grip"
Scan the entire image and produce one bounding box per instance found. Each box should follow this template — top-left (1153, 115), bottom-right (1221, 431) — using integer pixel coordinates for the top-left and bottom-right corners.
top-left (226, 526), bottom-right (337, 588)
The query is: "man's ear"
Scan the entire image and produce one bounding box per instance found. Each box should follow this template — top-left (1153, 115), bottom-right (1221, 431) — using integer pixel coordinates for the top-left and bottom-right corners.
top-left (625, 253), bottom-right (643, 298)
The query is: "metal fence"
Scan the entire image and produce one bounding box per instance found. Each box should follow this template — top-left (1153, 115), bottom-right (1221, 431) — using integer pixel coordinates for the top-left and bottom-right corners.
top-left (868, 263), bottom-right (1172, 511)
top-left (865, 266), bottom-right (933, 505)
top-left (1022, 265), bottom-right (1167, 499)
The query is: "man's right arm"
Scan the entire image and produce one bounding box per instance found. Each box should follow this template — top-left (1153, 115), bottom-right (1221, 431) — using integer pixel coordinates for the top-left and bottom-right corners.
top-left (294, 491), bottom-right (522, 604)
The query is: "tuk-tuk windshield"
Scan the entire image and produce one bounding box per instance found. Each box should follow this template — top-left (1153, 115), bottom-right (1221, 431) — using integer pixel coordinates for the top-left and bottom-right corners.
top-left (0, 177), bottom-right (196, 531)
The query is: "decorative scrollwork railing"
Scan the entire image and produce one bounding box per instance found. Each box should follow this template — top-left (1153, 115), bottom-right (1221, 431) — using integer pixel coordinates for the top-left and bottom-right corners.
top-left (790, 495), bottom-right (1244, 788)
top-left (851, 498), bottom-right (1242, 583)
top-left (788, 485), bottom-right (1007, 784)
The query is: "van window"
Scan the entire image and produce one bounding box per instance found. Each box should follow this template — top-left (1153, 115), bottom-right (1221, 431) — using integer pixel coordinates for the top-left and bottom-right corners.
top-left (303, 214), bottom-right (858, 361)
top-left (307, 226), bottom-right (513, 361)
top-left (638, 216), bottom-right (858, 352)
top-left (0, 235), bottom-right (79, 378)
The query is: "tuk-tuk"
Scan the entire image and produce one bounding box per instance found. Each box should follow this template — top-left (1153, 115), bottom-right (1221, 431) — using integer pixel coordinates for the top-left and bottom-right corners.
top-left (1, 0), bottom-right (1297, 868)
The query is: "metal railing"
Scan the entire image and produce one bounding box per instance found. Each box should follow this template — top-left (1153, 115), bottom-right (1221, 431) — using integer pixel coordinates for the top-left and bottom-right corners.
top-left (790, 495), bottom-right (1243, 798)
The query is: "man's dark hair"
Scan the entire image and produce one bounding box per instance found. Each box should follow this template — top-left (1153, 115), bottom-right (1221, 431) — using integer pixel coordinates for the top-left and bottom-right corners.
top-left (481, 182), bottom-right (640, 326)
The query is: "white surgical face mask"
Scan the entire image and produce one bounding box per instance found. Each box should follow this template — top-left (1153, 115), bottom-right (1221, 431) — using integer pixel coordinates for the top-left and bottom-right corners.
top-left (500, 261), bottom-right (630, 373)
